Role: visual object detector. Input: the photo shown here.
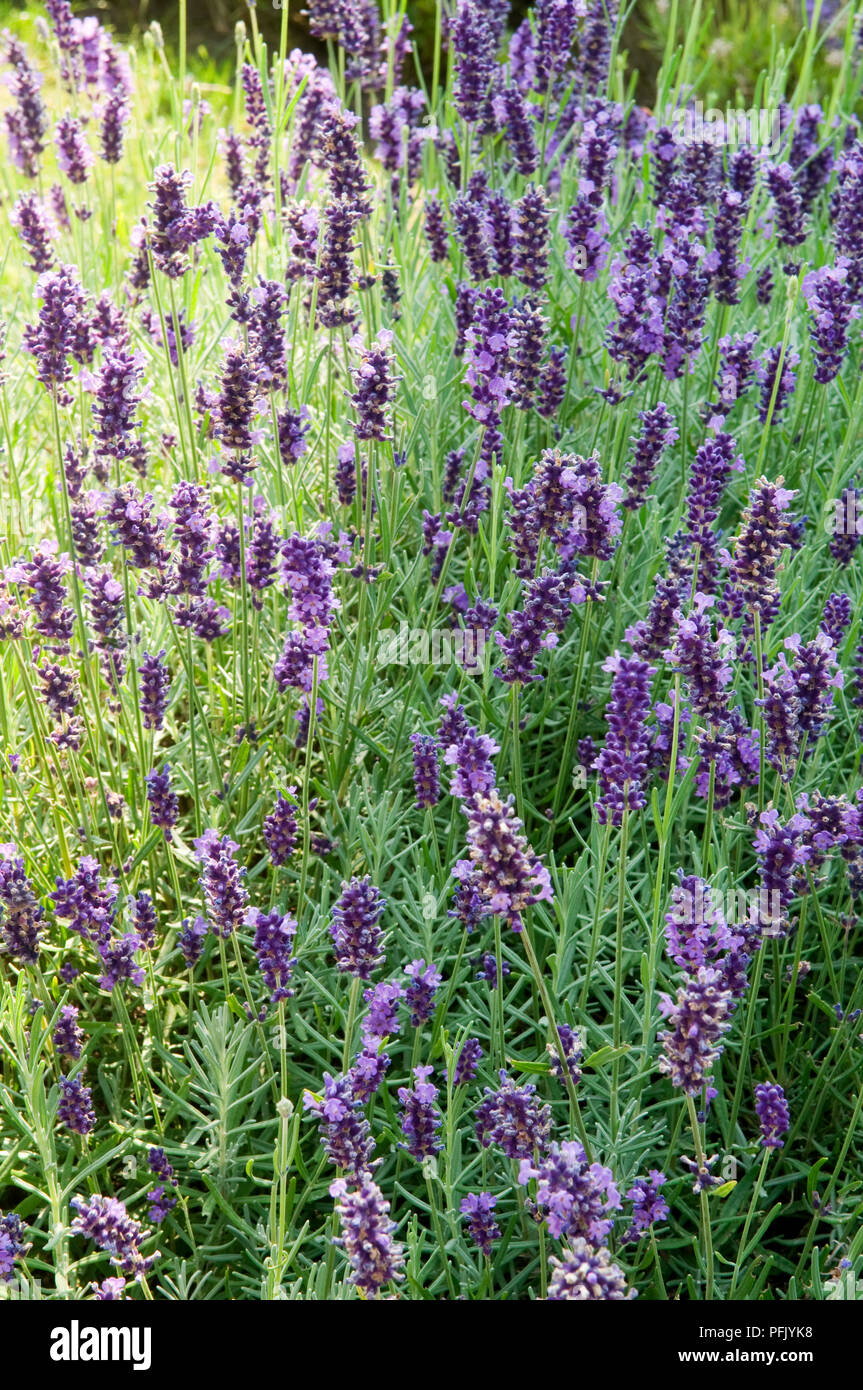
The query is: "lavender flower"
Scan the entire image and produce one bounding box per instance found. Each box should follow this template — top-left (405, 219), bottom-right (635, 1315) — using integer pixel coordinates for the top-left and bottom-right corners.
top-left (350, 329), bottom-right (396, 441)
top-left (91, 1277), bottom-right (127, 1300)
top-left (362, 980), bottom-right (403, 1040)
top-left (756, 345), bottom-right (799, 424)
top-left (451, 1036), bottom-right (483, 1086)
top-left (547, 1239), bottom-right (635, 1300)
top-left (754, 1081), bottom-right (790, 1149)
top-left (71, 1194), bottom-right (157, 1279)
top-left (658, 966), bottom-right (735, 1094)
top-left (138, 650), bottom-right (170, 730)
top-left (304, 1072), bottom-right (373, 1173)
top-left (398, 1064), bottom-right (443, 1158)
top-left (519, 1141), bottom-right (621, 1242)
top-left (513, 185), bottom-right (551, 293)
top-left (593, 652), bottom-right (655, 825)
top-left (0, 1211), bottom-right (28, 1283)
top-left (249, 907), bottom-right (297, 1002)
top-left (424, 195), bottom-right (449, 262)
top-left (403, 959), bottom-right (442, 1025)
top-left (475, 1069), bottom-right (552, 1158)
top-left (193, 830), bottom-right (248, 940)
top-left (803, 264), bottom-right (857, 383)
top-left (263, 791), bottom-right (299, 866)
top-left (53, 1005), bottom-right (84, 1060)
top-left (97, 934), bottom-right (144, 992)
top-left (766, 163), bottom-right (807, 250)
top-left (455, 789), bottom-right (552, 930)
top-left (623, 1171), bottom-right (669, 1242)
top-left (58, 1074), bottom-right (96, 1135)
top-left (55, 112), bottom-right (93, 184)
top-left (51, 857), bottom-right (117, 945)
top-left (329, 1172), bottom-right (405, 1297)
top-left (722, 476), bottom-right (796, 622)
top-left (624, 403), bottom-right (677, 510)
top-left (178, 916), bottom-right (207, 969)
top-left (12, 192), bottom-right (55, 273)
top-left (130, 893), bottom-right (157, 952)
top-left (460, 1192), bottom-right (500, 1256)
top-left (451, 1), bottom-right (496, 123)
top-left (410, 733), bottom-right (440, 808)
top-left (22, 264), bottom-right (91, 403)
top-left (548, 1024), bottom-right (583, 1086)
top-left (146, 766), bottom-right (178, 841)
top-left (329, 876), bottom-right (386, 979)
top-left (0, 847), bottom-right (44, 965)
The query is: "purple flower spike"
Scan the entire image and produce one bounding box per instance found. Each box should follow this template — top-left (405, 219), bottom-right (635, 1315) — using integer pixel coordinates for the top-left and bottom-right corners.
top-left (329, 876), bottom-right (386, 979)
top-left (754, 1082), bottom-right (790, 1149)
top-left (460, 1192), bottom-right (500, 1256)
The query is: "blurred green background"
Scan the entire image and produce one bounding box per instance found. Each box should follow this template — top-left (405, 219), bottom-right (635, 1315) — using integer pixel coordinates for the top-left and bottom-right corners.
top-left (6, 1), bottom-right (856, 106)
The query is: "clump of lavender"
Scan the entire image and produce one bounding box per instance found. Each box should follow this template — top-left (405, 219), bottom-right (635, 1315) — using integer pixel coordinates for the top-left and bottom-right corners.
top-left (398, 1064), bottom-right (443, 1158)
top-left (547, 1239), bottom-right (635, 1300)
top-left (460, 1192), bottom-right (500, 1256)
top-left (593, 652), bottom-right (655, 826)
top-left (329, 876), bottom-right (386, 979)
top-left (193, 830), bottom-right (248, 940)
top-left (754, 1082), bottom-right (790, 1149)
top-left (329, 1173), bottom-right (405, 1298)
top-left (403, 959), bottom-right (442, 1025)
top-left (249, 907), bottom-right (297, 1003)
top-left (70, 1195), bottom-right (157, 1280)
top-left (58, 1074), bottom-right (96, 1135)
top-left (475, 1069), bottom-right (552, 1158)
